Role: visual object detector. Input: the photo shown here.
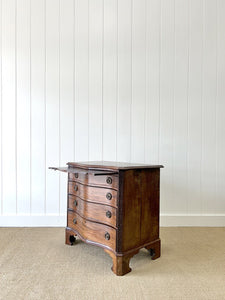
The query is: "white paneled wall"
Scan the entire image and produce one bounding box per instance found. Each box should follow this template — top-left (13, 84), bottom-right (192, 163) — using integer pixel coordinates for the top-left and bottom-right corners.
top-left (0, 0), bottom-right (225, 226)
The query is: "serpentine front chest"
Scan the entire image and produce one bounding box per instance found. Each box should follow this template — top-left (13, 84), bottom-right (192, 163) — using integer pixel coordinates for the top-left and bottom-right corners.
top-left (50, 161), bottom-right (163, 276)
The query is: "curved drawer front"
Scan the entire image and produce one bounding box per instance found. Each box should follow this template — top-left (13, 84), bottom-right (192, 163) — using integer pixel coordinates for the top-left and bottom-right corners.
top-left (68, 195), bottom-right (117, 228)
top-left (68, 170), bottom-right (118, 190)
top-left (68, 210), bottom-right (116, 251)
top-left (68, 182), bottom-right (117, 208)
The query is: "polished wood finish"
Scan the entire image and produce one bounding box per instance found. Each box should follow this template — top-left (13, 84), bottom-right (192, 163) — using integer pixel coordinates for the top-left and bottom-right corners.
top-left (65, 228), bottom-right (77, 246)
top-left (145, 239), bottom-right (161, 260)
top-left (67, 161), bottom-right (163, 171)
top-left (118, 169), bottom-right (160, 252)
top-left (104, 249), bottom-right (139, 276)
top-left (68, 195), bottom-right (117, 228)
top-left (68, 170), bottom-right (118, 190)
top-left (50, 161), bottom-right (163, 276)
top-left (68, 181), bottom-right (118, 208)
top-left (141, 169), bottom-right (160, 244)
top-left (67, 210), bottom-right (116, 251)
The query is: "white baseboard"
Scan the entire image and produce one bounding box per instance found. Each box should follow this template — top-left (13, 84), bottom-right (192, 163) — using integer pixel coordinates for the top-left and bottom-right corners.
top-left (0, 215), bottom-right (67, 227)
top-left (160, 214), bottom-right (225, 227)
top-left (0, 214), bottom-right (225, 227)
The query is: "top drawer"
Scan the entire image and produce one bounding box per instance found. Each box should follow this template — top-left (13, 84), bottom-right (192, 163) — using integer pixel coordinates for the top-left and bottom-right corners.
top-left (68, 169), bottom-right (118, 190)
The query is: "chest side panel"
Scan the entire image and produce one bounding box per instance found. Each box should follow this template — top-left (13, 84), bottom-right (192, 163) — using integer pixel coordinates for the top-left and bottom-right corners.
top-left (120, 170), bottom-right (142, 252)
top-left (140, 169), bottom-right (160, 244)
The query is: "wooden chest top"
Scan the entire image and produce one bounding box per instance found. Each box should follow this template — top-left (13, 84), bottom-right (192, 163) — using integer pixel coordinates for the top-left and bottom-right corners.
top-left (67, 160), bottom-right (163, 171)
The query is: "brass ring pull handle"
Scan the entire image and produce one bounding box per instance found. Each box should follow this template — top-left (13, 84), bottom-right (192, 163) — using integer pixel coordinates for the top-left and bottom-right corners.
top-left (106, 211), bottom-right (112, 218)
top-left (105, 232), bottom-right (110, 240)
top-left (106, 193), bottom-right (112, 200)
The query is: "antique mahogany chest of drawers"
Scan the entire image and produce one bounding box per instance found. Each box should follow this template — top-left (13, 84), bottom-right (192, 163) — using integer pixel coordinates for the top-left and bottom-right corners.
top-left (51, 161), bottom-right (163, 276)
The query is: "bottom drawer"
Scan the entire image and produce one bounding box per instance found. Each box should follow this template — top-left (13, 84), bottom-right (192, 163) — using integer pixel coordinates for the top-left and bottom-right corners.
top-left (67, 210), bottom-right (116, 251)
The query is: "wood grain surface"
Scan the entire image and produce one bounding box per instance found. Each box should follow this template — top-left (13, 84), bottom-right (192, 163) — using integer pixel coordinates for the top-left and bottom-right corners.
top-left (68, 181), bottom-right (118, 208)
top-left (68, 169), bottom-right (118, 190)
top-left (68, 195), bottom-right (117, 228)
top-left (63, 161), bottom-right (162, 275)
top-left (67, 210), bottom-right (116, 251)
top-left (119, 169), bottom-right (160, 252)
top-left (67, 161), bottom-right (163, 171)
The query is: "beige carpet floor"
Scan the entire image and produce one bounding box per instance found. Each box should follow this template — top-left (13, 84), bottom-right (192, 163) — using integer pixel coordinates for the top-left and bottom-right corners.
top-left (0, 227), bottom-right (225, 300)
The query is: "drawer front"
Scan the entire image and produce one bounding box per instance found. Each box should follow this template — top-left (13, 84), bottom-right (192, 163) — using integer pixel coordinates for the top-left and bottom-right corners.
top-left (68, 170), bottom-right (118, 190)
top-left (68, 181), bottom-right (117, 208)
top-left (68, 195), bottom-right (117, 228)
top-left (68, 210), bottom-right (116, 251)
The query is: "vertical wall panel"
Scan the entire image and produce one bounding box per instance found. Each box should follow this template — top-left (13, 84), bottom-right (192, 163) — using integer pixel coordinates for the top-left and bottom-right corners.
top-left (187, 0), bottom-right (203, 214)
top-left (173, 0), bottom-right (189, 213)
top-left (45, 0), bottom-right (60, 214)
top-left (145, 0), bottom-right (161, 164)
top-left (30, 0), bottom-right (45, 214)
top-left (1, 0), bottom-right (16, 214)
top-left (202, 0), bottom-right (217, 214)
top-left (131, 0), bottom-right (146, 163)
top-left (159, 0), bottom-right (175, 213)
top-left (117, 0), bottom-right (131, 162)
top-left (217, 0), bottom-right (225, 213)
top-left (102, 0), bottom-right (117, 161)
top-left (0, 0), bottom-right (225, 225)
top-left (74, 0), bottom-right (89, 161)
top-left (16, 0), bottom-right (31, 215)
top-left (89, 0), bottom-right (103, 161)
top-left (59, 0), bottom-right (74, 215)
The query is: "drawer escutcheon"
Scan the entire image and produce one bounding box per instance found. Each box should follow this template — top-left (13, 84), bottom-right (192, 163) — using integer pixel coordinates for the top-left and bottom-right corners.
top-left (106, 211), bottom-right (112, 218)
top-left (73, 218), bottom-right (77, 224)
top-left (106, 177), bottom-right (112, 184)
top-left (106, 192), bottom-right (112, 200)
top-left (105, 232), bottom-right (110, 240)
